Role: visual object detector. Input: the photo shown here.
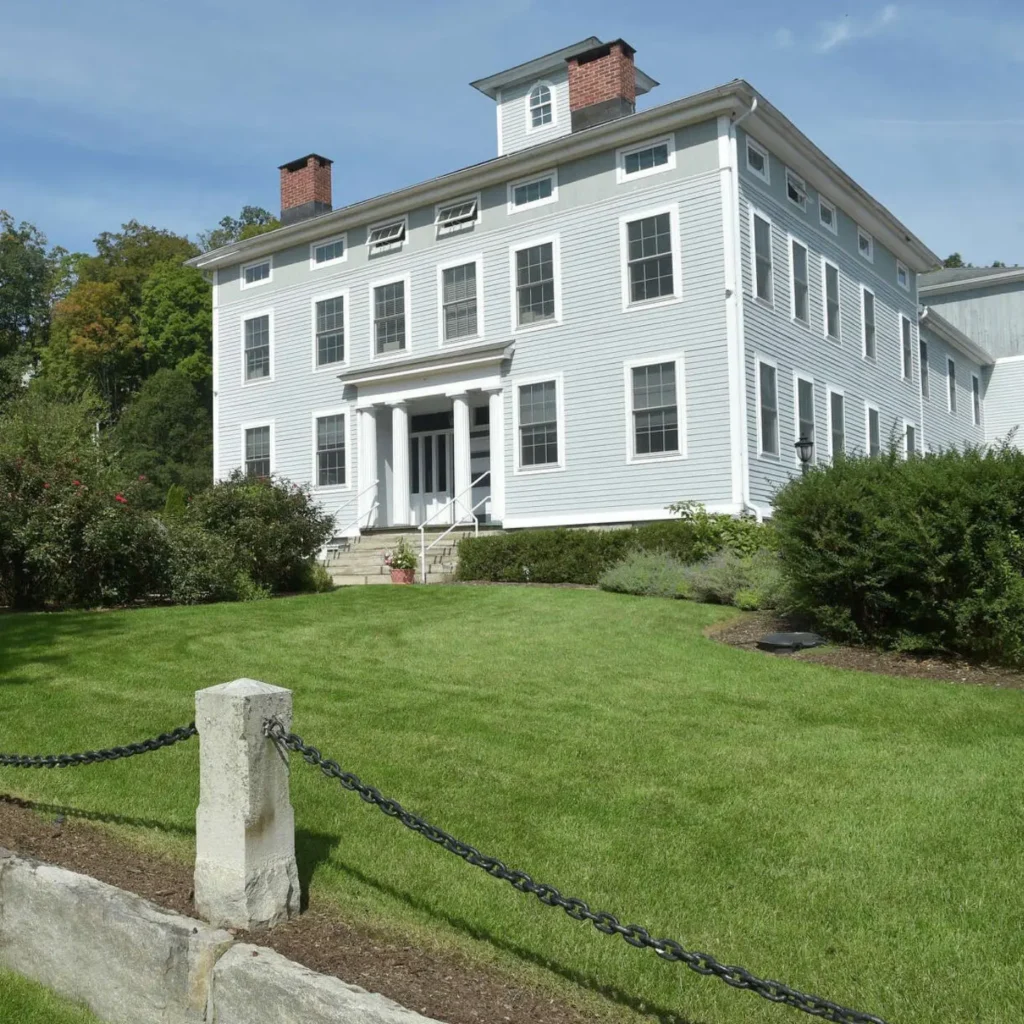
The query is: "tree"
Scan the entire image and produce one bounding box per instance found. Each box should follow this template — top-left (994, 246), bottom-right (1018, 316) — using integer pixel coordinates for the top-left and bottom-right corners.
top-left (198, 206), bottom-right (279, 252)
top-left (138, 261), bottom-right (212, 394)
top-left (112, 368), bottom-right (212, 499)
top-left (943, 253), bottom-right (965, 268)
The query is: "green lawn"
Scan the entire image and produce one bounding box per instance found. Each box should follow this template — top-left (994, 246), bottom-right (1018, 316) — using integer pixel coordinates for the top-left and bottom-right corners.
top-left (0, 969), bottom-right (100, 1023)
top-left (1, 588), bottom-right (1022, 1024)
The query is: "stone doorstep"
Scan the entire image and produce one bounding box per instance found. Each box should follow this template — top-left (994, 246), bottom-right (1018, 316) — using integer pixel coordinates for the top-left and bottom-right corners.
top-left (0, 848), bottom-right (444, 1024)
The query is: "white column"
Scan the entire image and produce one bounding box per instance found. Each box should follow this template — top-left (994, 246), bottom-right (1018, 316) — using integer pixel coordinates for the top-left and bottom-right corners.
top-left (358, 407), bottom-right (378, 527)
top-left (488, 389), bottom-right (505, 523)
top-left (391, 402), bottom-right (410, 527)
top-left (452, 393), bottom-right (472, 513)
top-left (194, 679), bottom-right (300, 930)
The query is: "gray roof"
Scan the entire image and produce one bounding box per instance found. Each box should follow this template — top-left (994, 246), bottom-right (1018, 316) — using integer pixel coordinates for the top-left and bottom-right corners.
top-left (920, 265), bottom-right (1024, 289)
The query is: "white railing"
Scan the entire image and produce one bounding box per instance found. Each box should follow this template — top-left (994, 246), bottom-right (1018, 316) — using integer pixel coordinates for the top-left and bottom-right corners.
top-left (321, 480), bottom-right (378, 560)
top-left (418, 473), bottom-right (488, 583)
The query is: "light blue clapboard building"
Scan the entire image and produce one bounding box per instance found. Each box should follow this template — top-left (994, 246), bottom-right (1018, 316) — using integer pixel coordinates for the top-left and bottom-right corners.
top-left (188, 37), bottom-right (1022, 537)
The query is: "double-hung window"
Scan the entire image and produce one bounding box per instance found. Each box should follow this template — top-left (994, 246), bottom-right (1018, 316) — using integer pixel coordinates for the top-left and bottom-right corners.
top-left (866, 404), bottom-right (881, 457)
top-left (243, 314), bottom-right (270, 381)
top-left (625, 212), bottom-right (676, 305)
top-left (829, 391), bottom-right (846, 458)
top-left (316, 414), bottom-right (346, 487)
top-left (242, 259), bottom-right (270, 288)
top-left (752, 212), bottom-right (773, 304)
top-left (862, 287), bottom-right (876, 359)
top-left (791, 239), bottom-right (809, 324)
top-left (757, 359), bottom-right (779, 456)
top-left (373, 279), bottom-right (407, 355)
top-left (514, 240), bottom-right (557, 326)
top-left (972, 375), bottom-right (982, 426)
top-left (823, 260), bottom-right (841, 341)
top-left (796, 376), bottom-right (815, 464)
top-left (244, 426), bottom-right (270, 478)
top-left (901, 316), bottom-right (913, 380)
top-left (528, 83), bottom-right (553, 128)
top-left (517, 380), bottom-right (560, 469)
top-left (441, 261), bottom-right (479, 343)
top-left (630, 361), bottom-right (681, 458)
top-left (920, 338), bottom-right (930, 398)
top-left (315, 295), bottom-right (345, 366)
top-left (947, 358), bottom-right (957, 413)
top-left (905, 422), bottom-right (917, 457)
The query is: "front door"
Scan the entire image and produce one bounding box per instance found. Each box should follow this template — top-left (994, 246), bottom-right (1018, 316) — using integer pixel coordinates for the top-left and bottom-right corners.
top-left (410, 430), bottom-right (453, 526)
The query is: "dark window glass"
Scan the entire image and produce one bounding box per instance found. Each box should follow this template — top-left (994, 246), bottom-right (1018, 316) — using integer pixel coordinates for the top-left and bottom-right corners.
top-left (627, 214), bottom-right (674, 303)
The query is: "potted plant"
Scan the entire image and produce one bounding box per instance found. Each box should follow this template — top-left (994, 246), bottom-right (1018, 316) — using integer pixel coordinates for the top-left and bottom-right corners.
top-left (384, 538), bottom-right (418, 584)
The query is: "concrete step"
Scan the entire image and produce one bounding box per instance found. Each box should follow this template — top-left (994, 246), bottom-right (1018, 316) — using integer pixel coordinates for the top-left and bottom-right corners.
top-left (330, 572), bottom-right (453, 586)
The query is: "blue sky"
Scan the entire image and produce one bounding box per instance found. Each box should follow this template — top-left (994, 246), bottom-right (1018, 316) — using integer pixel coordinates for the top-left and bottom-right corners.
top-left (2, 0), bottom-right (1021, 264)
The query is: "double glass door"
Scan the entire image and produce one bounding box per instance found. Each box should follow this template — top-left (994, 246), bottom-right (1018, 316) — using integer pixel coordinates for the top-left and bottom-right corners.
top-left (410, 430), bottom-right (453, 525)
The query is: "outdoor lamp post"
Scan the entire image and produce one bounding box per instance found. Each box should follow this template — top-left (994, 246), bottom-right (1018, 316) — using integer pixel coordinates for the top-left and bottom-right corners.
top-left (795, 436), bottom-right (814, 474)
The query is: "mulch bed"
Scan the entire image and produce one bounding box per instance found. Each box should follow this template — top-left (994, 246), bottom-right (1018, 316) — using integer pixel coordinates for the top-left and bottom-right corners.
top-left (708, 612), bottom-right (1024, 690)
top-left (0, 796), bottom-right (598, 1024)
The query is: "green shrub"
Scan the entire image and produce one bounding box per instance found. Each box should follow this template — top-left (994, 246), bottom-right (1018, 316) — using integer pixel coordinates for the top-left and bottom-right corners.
top-left (299, 560), bottom-right (335, 593)
top-left (233, 571), bottom-right (271, 602)
top-left (772, 444), bottom-right (1024, 666)
top-left (681, 548), bottom-right (783, 610)
top-left (163, 484), bottom-right (187, 518)
top-left (598, 550), bottom-right (692, 599)
top-left (166, 523), bottom-right (241, 605)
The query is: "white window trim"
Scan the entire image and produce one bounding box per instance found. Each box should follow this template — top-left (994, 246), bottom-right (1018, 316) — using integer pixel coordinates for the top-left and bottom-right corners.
top-left (900, 314), bottom-right (914, 382)
top-left (436, 253), bottom-right (485, 348)
top-left (861, 284), bottom-right (876, 361)
top-left (368, 273), bottom-right (413, 362)
top-left (507, 168), bottom-right (559, 214)
top-left (240, 257), bottom-right (272, 290)
top-left (622, 353), bottom-right (687, 464)
top-left (434, 193), bottom-right (481, 238)
top-left (857, 227), bottom-right (874, 263)
top-left (525, 80), bottom-right (556, 134)
top-left (240, 308), bottom-right (274, 386)
top-left (509, 233), bottom-right (562, 334)
top-left (745, 136), bottom-right (770, 184)
top-left (512, 372), bottom-right (566, 475)
top-left (826, 386), bottom-right (846, 460)
top-left (822, 257), bottom-right (842, 343)
top-left (902, 418), bottom-right (917, 459)
top-left (972, 373), bottom-right (982, 427)
top-left (749, 206), bottom-right (774, 308)
top-left (788, 234), bottom-right (810, 327)
top-left (366, 215), bottom-right (408, 255)
top-left (310, 406), bottom-right (353, 494)
top-left (818, 196), bottom-right (838, 235)
top-left (754, 352), bottom-right (780, 460)
top-left (785, 168), bottom-right (807, 212)
top-left (865, 401), bottom-right (881, 457)
top-left (310, 288), bottom-right (350, 373)
top-left (309, 234), bottom-right (348, 271)
top-left (619, 202), bottom-right (682, 312)
top-left (896, 260), bottom-right (910, 291)
top-left (615, 135), bottom-right (676, 185)
top-left (947, 357), bottom-right (957, 414)
top-left (793, 371), bottom-right (816, 467)
top-left (240, 419), bottom-right (275, 476)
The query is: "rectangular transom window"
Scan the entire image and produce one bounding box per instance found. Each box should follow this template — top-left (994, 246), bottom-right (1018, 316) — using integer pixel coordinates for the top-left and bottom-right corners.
top-left (316, 415), bottom-right (346, 487)
top-left (897, 261), bottom-right (909, 291)
top-left (518, 381), bottom-right (559, 468)
top-left (858, 228), bottom-right (874, 262)
top-left (244, 426), bottom-right (270, 478)
top-left (830, 392), bottom-right (846, 457)
top-left (367, 220), bottom-right (406, 254)
top-left (315, 296), bottom-right (345, 366)
top-left (515, 242), bottom-right (555, 326)
top-left (442, 262), bottom-right (478, 342)
top-left (313, 238), bottom-right (345, 266)
top-left (791, 239), bottom-right (809, 324)
top-left (242, 260), bottom-right (270, 287)
top-left (620, 140), bottom-right (672, 181)
top-left (626, 213), bottom-right (674, 304)
top-left (947, 358), bottom-right (957, 413)
top-left (435, 197), bottom-right (479, 236)
top-left (753, 213), bottom-right (773, 303)
top-left (374, 281), bottom-right (406, 355)
top-left (824, 261), bottom-right (841, 341)
top-left (867, 405), bottom-right (881, 457)
top-left (244, 314), bottom-right (270, 381)
top-left (920, 339), bottom-right (929, 398)
top-left (510, 173), bottom-right (555, 210)
top-left (758, 360), bottom-right (779, 456)
top-left (632, 362), bottom-right (679, 457)
top-left (786, 169), bottom-right (807, 210)
top-left (973, 375), bottom-right (981, 425)
top-left (901, 316), bottom-right (913, 380)
top-left (819, 197), bottom-right (837, 234)
top-left (746, 138), bottom-right (769, 182)
top-left (862, 288), bottom-right (876, 359)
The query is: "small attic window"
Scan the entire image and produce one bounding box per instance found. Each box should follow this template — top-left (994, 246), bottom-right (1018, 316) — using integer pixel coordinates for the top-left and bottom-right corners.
top-left (528, 83), bottom-right (553, 129)
top-left (435, 196), bottom-right (479, 236)
top-left (367, 219), bottom-right (407, 255)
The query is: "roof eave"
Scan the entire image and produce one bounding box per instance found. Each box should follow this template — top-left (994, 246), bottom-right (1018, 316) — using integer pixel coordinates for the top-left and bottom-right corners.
top-left (469, 37), bottom-right (602, 99)
top-left (920, 268), bottom-right (1024, 295)
top-left (920, 307), bottom-right (994, 365)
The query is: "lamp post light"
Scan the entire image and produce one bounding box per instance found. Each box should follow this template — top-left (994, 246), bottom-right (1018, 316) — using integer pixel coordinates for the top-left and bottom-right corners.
top-left (795, 436), bottom-right (814, 475)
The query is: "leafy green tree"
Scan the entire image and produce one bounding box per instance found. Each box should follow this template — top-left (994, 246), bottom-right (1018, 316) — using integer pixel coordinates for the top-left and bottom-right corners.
top-left (112, 368), bottom-right (212, 498)
top-left (198, 206), bottom-right (279, 251)
top-left (943, 253), bottom-right (966, 268)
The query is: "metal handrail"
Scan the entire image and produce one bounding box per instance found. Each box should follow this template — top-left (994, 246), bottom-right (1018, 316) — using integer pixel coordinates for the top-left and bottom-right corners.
top-left (418, 473), bottom-right (488, 583)
top-left (322, 480), bottom-right (379, 559)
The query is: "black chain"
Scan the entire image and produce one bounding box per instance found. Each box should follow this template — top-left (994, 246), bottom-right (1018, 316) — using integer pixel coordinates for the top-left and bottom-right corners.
top-left (0, 723), bottom-right (198, 769)
top-left (266, 720), bottom-right (888, 1024)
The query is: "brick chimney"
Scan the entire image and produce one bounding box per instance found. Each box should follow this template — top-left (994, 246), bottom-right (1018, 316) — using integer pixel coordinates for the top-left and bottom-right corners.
top-left (278, 154), bottom-right (332, 226)
top-left (566, 39), bottom-right (637, 132)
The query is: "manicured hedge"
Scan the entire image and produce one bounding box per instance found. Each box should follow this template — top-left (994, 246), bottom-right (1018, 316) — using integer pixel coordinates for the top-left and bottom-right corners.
top-left (772, 444), bottom-right (1024, 666)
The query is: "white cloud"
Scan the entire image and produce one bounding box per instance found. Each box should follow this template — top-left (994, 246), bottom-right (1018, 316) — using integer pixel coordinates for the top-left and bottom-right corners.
top-left (815, 5), bottom-right (900, 53)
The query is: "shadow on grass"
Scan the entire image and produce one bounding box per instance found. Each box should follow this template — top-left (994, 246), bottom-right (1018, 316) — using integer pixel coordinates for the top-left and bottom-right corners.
top-left (0, 795), bottom-right (194, 837)
top-left (332, 857), bottom-right (706, 1024)
top-left (0, 608), bottom-right (124, 687)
